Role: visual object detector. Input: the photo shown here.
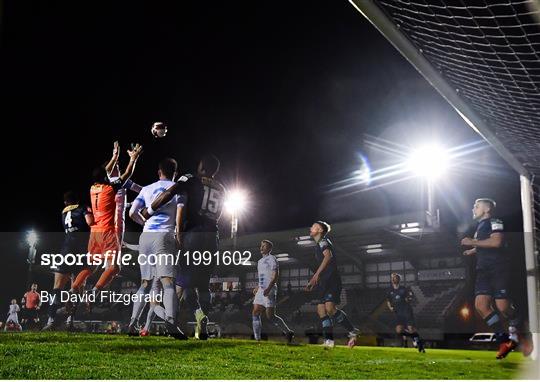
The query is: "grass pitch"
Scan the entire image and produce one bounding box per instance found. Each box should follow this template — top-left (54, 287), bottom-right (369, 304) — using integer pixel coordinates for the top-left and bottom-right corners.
top-left (0, 332), bottom-right (529, 379)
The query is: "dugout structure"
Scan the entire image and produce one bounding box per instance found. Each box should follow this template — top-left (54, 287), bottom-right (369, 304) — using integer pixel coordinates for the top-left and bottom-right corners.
top-left (349, 0), bottom-right (540, 364)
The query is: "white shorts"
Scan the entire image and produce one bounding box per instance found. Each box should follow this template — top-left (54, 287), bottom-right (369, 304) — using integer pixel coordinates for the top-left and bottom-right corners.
top-left (138, 254), bottom-right (155, 281)
top-left (253, 287), bottom-right (277, 308)
top-left (7, 314), bottom-right (19, 324)
top-left (139, 232), bottom-right (177, 279)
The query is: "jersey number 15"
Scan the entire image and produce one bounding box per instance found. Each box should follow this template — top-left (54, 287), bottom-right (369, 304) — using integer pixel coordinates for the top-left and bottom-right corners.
top-left (201, 186), bottom-right (223, 215)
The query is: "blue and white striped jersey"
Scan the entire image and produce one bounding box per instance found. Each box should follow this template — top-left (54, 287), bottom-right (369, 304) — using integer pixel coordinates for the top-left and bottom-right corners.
top-left (134, 180), bottom-right (183, 232)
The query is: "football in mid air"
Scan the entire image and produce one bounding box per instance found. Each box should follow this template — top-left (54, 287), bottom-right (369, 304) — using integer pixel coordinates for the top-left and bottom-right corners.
top-left (151, 122), bottom-right (167, 138)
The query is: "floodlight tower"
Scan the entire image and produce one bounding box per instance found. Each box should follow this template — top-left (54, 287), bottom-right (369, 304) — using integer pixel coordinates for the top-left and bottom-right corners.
top-left (407, 144), bottom-right (449, 228)
top-left (224, 189), bottom-right (247, 246)
top-left (25, 229), bottom-right (39, 285)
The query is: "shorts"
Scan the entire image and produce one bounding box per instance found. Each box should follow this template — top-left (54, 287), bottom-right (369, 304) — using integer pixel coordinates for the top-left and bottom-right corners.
top-left (313, 277), bottom-right (342, 305)
top-left (55, 234), bottom-right (89, 275)
top-left (139, 232), bottom-right (176, 279)
top-left (475, 266), bottom-right (510, 299)
top-left (176, 265), bottom-right (214, 290)
top-left (88, 230), bottom-right (120, 261)
top-left (253, 286), bottom-right (277, 308)
top-left (7, 314), bottom-right (19, 324)
top-left (394, 307), bottom-right (415, 327)
top-left (176, 229), bottom-right (218, 289)
top-left (22, 308), bottom-right (39, 321)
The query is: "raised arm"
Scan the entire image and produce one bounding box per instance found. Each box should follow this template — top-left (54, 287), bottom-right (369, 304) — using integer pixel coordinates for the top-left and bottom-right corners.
top-left (119, 144), bottom-right (143, 184)
top-left (105, 141), bottom-right (120, 175)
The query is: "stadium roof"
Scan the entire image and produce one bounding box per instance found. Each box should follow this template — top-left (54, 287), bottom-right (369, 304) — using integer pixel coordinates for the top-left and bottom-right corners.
top-left (221, 211), bottom-right (459, 268)
top-left (350, 0), bottom-right (540, 178)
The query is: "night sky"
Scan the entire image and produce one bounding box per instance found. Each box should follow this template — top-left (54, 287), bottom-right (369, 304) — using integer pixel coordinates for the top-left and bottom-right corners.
top-left (0, 0), bottom-right (522, 237)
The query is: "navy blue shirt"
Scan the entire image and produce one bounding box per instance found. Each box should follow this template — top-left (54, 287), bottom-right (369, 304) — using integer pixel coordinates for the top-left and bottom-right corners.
top-left (62, 204), bottom-right (90, 234)
top-left (474, 217), bottom-right (506, 270)
top-left (174, 174), bottom-right (225, 232)
top-left (387, 285), bottom-right (412, 311)
top-left (314, 237), bottom-right (340, 283)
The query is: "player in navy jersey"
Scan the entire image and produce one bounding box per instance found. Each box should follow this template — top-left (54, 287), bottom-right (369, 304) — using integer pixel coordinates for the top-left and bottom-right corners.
top-left (142, 154), bottom-right (225, 340)
top-left (386, 273), bottom-right (425, 352)
top-left (42, 191), bottom-right (93, 330)
top-left (305, 221), bottom-right (360, 348)
top-left (461, 198), bottom-right (532, 359)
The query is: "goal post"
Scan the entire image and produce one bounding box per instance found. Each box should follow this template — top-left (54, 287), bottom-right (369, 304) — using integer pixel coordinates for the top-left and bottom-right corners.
top-left (349, 0), bottom-right (540, 366)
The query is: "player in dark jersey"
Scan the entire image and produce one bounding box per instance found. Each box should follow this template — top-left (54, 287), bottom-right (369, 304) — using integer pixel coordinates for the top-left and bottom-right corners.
top-left (305, 221), bottom-right (360, 348)
top-left (142, 154), bottom-right (224, 340)
top-left (386, 273), bottom-right (425, 352)
top-left (42, 191), bottom-right (93, 330)
top-left (461, 198), bottom-right (532, 359)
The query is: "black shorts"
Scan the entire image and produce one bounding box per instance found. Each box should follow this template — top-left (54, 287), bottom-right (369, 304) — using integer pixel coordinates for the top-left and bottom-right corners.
top-left (475, 266), bottom-right (510, 299)
top-left (313, 277), bottom-right (342, 305)
top-left (55, 235), bottom-right (89, 275)
top-left (22, 308), bottom-right (39, 321)
top-left (394, 307), bottom-right (415, 327)
top-left (176, 230), bottom-right (218, 289)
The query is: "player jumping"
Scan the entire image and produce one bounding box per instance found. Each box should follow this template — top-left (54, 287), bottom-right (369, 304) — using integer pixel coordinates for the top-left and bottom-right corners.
top-left (386, 273), bottom-right (425, 352)
top-left (142, 154), bottom-right (224, 340)
top-left (70, 142), bottom-right (143, 298)
top-left (306, 221), bottom-right (360, 348)
top-left (461, 198), bottom-right (533, 359)
top-left (128, 158), bottom-right (187, 339)
top-left (252, 240), bottom-right (294, 343)
top-left (43, 191), bottom-right (93, 330)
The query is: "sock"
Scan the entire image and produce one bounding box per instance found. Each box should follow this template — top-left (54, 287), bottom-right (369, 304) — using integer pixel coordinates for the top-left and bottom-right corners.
top-left (162, 282), bottom-right (177, 324)
top-left (153, 305), bottom-right (166, 320)
top-left (129, 283), bottom-right (151, 326)
top-left (321, 315), bottom-right (334, 341)
top-left (269, 314), bottom-right (292, 335)
top-left (72, 269), bottom-right (93, 290)
top-left (252, 315), bottom-right (262, 340)
top-left (47, 288), bottom-right (62, 321)
top-left (401, 336), bottom-right (408, 347)
top-left (509, 326), bottom-right (519, 342)
top-left (184, 288), bottom-right (201, 313)
top-left (197, 289), bottom-right (211, 314)
top-left (332, 309), bottom-right (355, 332)
top-left (506, 306), bottom-right (521, 341)
top-left (484, 312), bottom-right (507, 342)
top-left (144, 305), bottom-right (155, 331)
top-left (95, 266), bottom-right (119, 290)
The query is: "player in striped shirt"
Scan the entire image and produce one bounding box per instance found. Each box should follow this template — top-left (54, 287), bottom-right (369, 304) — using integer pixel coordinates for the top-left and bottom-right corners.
top-left (128, 158), bottom-right (186, 339)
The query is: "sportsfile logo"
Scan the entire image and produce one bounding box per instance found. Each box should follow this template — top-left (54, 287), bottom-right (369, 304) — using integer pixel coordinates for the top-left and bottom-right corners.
top-left (40, 250), bottom-right (252, 268)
